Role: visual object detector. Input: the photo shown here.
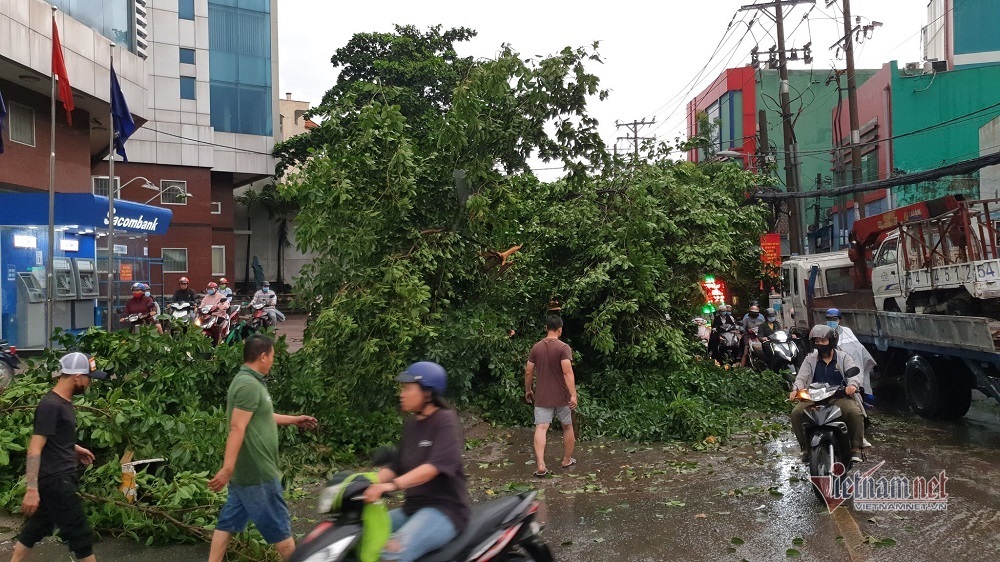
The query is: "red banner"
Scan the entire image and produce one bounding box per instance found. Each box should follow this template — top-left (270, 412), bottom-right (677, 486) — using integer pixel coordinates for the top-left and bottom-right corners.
top-left (761, 233), bottom-right (781, 267)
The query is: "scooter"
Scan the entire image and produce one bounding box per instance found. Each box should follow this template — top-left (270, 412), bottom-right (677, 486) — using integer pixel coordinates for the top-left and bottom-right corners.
top-left (796, 383), bottom-right (855, 501)
top-left (749, 329), bottom-right (802, 388)
top-left (0, 340), bottom-right (20, 390)
top-left (291, 449), bottom-right (554, 562)
top-left (119, 311), bottom-right (153, 334)
top-left (715, 325), bottom-right (742, 366)
top-left (195, 305), bottom-right (229, 345)
top-left (248, 302), bottom-right (273, 331)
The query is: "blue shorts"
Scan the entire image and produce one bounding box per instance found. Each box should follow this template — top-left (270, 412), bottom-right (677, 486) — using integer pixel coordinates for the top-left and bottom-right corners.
top-left (215, 477), bottom-right (291, 544)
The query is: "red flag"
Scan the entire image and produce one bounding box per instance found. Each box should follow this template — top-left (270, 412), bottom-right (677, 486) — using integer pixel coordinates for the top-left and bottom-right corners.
top-left (51, 18), bottom-right (74, 126)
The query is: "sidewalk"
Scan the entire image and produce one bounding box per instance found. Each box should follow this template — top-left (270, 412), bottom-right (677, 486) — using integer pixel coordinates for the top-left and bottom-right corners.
top-left (276, 314), bottom-right (306, 352)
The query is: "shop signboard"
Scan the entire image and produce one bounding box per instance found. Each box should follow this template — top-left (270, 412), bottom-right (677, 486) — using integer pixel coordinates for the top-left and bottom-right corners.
top-left (120, 263), bottom-right (133, 282)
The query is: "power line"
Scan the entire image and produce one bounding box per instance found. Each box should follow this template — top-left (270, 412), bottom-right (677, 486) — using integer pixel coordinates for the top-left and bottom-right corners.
top-left (141, 126), bottom-right (276, 156)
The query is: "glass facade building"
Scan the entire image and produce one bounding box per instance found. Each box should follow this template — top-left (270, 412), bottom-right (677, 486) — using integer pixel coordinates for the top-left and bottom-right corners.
top-left (208, 0), bottom-right (272, 136)
top-left (50, 0), bottom-right (135, 51)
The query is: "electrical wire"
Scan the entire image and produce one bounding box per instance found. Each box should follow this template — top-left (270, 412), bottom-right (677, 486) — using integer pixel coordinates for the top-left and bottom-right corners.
top-left (141, 126), bottom-right (276, 156)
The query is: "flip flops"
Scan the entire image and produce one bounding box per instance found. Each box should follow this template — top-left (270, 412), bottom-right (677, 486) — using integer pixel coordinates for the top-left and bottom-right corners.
top-left (560, 458), bottom-right (577, 468)
top-left (533, 469), bottom-right (550, 478)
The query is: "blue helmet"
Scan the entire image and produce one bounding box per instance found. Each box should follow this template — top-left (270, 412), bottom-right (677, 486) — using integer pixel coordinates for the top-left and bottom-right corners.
top-left (396, 361), bottom-right (447, 395)
top-left (825, 308), bottom-right (841, 319)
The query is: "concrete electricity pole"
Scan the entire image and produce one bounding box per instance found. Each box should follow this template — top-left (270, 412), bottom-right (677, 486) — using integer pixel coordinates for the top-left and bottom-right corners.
top-left (829, 0), bottom-right (866, 220)
top-left (615, 118), bottom-right (656, 160)
top-left (741, 0), bottom-right (813, 256)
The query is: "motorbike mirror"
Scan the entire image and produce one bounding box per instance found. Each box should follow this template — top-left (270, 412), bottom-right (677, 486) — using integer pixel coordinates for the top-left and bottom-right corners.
top-left (370, 446), bottom-right (398, 467)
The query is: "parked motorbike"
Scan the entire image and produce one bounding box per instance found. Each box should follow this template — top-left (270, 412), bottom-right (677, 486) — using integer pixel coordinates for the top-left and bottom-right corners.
top-left (748, 329), bottom-right (802, 388)
top-left (291, 448), bottom-right (554, 562)
top-left (195, 305), bottom-right (228, 345)
top-left (0, 340), bottom-right (20, 390)
top-left (796, 383), bottom-right (854, 501)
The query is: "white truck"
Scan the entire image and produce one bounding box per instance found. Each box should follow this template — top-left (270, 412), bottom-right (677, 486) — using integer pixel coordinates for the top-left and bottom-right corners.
top-left (776, 196), bottom-right (1000, 420)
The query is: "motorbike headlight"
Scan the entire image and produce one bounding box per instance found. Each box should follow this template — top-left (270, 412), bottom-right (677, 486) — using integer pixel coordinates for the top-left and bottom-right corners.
top-left (194, 318), bottom-right (202, 327)
top-left (797, 389), bottom-right (810, 401)
top-left (302, 535), bottom-right (356, 562)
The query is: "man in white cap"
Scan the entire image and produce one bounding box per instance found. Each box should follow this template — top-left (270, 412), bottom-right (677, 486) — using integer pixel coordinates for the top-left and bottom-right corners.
top-left (11, 352), bottom-right (108, 562)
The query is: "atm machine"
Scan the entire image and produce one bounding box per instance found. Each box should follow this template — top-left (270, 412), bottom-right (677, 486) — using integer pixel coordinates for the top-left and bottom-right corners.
top-left (16, 271), bottom-right (46, 348)
top-left (52, 257), bottom-right (76, 330)
top-left (72, 258), bottom-right (98, 329)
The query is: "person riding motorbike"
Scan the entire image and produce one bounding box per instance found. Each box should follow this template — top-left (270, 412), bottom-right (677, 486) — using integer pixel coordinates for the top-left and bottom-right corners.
top-left (142, 284), bottom-right (161, 317)
top-left (362, 362), bottom-right (471, 562)
top-left (789, 325), bottom-right (865, 463)
top-left (172, 277), bottom-right (198, 304)
top-left (751, 308), bottom-right (786, 366)
top-left (199, 282), bottom-right (230, 320)
top-left (740, 304), bottom-right (766, 366)
top-left (251, 281), bottom-right (285, 326)
top-left (217, 277), bottom-right (233, 298)
top-left (709, 305), bottom-right (739, 363)
top-left (826, 308), bottom-right (877, 448)
top-left (124, 282), bottom-right (163, 334)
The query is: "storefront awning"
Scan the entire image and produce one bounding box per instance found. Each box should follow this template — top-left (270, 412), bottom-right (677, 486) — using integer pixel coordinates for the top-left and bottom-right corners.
top-left (0, 193), bottom-right (172, 235)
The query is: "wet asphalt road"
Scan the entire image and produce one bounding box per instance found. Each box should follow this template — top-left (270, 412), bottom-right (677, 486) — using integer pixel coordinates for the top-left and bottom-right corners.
top-left (3, 392), bottom-right (1000, 561)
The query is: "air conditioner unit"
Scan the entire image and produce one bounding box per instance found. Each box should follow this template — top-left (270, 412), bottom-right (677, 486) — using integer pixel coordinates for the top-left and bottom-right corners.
top-left (904, 62), bottom-right (921, 73)
top-left (923, 61), bottom-right (935, 74)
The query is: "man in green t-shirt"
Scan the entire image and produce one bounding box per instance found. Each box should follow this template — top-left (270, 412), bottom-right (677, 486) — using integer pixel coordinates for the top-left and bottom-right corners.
top-left (207, 335), bottom-right (318, 561)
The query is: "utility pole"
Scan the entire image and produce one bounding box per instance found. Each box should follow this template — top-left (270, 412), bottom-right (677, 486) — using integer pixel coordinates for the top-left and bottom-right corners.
top-left (839, 0), bottom-right (864, 220)
top-left (757, 110), bottom-right (770, 172)
top-left (741, 0), bottom-right (813, 256)
top-left (615, 118), bottom-right (656, 160)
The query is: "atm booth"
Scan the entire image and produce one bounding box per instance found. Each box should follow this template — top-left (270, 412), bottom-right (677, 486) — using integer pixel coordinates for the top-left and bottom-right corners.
top-left (0, 193), bottom-right (172, 349)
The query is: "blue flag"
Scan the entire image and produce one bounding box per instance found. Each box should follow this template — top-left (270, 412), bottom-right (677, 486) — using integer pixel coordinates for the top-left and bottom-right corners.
top-left (110, 65), bottom-right (136, 162)
top-left (0, 90), bottom-right (7, 155)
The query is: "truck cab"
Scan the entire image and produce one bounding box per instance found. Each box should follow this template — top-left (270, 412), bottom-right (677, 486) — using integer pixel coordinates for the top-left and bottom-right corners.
top-left (779, 251), bottom-right (855, 333)
top-left (871, 233), bottom-right (904, 312)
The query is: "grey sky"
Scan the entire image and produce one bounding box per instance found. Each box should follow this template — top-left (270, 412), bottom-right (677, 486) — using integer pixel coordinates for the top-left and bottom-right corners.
top-left (277, 0), bottom-right (928, 151)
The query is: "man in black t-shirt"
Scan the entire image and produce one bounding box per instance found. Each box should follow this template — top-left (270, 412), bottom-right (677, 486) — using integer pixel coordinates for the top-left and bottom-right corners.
top-left (172, 276), bottom-right (198, 304)
top-left (12, 352), bottom-right (107, 562)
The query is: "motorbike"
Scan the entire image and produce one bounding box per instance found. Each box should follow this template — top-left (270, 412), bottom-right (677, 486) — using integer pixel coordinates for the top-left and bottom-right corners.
top-left (748, 329), bottom-right (802, 388)
top-left (291, 448), bottom-right (554, 562)
top-left (195, 304), bottom-right (229, 345)
top-left (248, 301), bottom-right (273, 331)
top-left (715, 325), bottom-right (742, 366)
top-left (0, 340), bottom-right (20, 390)
top-left (119, 311), bottom-right (153, 334)
top-left (796, 383), bottom-right (854, 501)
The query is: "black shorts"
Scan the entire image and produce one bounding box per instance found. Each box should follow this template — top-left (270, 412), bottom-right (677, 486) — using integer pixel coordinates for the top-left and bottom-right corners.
top-left (18, 473), bottom-right (94, 559)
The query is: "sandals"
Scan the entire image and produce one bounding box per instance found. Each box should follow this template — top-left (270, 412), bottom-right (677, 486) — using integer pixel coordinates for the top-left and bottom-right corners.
top-left (560, 458), bottom-right (577, 468)
top-left (533, 469), bottom-right (550, 478)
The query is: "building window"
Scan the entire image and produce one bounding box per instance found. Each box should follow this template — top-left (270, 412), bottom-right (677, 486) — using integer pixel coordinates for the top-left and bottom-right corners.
top-left (179, 0), bottom-right (195, 20)
top-left (49, 0), bottom-right (136, 51)
top-left (211, 246), bottom-right (226, 276)
top-left (180, 76), bottom-right (197, 100)
top-left (9, 103), bottom-right (35, 147)
top-left (179, 48), bottom-right (196, 64)
top-left (160, 180), bottom-right (188, 205)
top-left (162, 248), bottom-right (188, 273)
top-left (211, 201), bottom-right (222, 214)
top-left (208, 2), bottom-right (273, 136)
top-left (92, 176), bottom-right (121, 198)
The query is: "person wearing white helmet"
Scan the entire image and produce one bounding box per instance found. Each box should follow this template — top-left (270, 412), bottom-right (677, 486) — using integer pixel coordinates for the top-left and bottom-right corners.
top-left (12, 352), bottom-right (107, 562)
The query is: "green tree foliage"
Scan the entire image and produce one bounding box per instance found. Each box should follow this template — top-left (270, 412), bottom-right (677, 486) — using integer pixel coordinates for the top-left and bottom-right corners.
top-left (0, 328), bottom-right (310, 557)
top-left (277, 27), bottom-right (782, 443)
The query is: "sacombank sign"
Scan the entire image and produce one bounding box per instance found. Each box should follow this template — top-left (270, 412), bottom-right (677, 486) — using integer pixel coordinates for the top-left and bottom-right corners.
top-left (104, 212), bottom-right (159, 233)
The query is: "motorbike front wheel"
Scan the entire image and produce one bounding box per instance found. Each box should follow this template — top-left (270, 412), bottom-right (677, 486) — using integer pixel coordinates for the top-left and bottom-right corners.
top-left (808, 441), bottom-right (835, 501)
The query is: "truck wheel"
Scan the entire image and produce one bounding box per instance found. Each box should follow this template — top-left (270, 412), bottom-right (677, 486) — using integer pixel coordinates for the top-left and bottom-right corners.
top-left (905, 356), bottom-right (944, 419)
top-left (937, 361), bottom-right (974, 420)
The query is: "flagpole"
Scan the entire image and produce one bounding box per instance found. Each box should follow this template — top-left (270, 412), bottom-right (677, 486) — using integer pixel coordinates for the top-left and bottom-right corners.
top-left (107, 42), bottom-right (116, 332)
top-left (45, 5), bottom-right (57, 347)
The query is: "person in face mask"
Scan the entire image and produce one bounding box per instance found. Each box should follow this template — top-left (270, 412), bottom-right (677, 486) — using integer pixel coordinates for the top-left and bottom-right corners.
top-left (200, 282), bottom-right (230, 320)
top-left (789, 325), bottom-right (865, 463)
top-left (825, 308), bottom-right (877, 448)
top-left (740, 305), bottom-right (767, 366)
top-left (709, 305), bottom-right (738, 363)
top-left (251, 281), bottom-right (285, 326)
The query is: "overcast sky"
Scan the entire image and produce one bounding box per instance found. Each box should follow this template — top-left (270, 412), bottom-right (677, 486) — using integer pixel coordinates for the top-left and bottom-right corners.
top-left (276, 0), bottom-right (929, 152)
